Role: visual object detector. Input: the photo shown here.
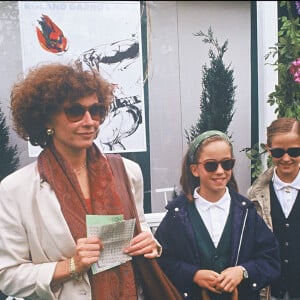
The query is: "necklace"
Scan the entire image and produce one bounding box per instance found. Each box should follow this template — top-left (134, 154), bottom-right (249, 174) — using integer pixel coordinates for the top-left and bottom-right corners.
top-left (74, 162), bottom-right (87, 175)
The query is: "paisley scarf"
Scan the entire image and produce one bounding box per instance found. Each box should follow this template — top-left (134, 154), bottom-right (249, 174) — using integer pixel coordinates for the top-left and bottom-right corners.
top-left (37, 143), bottom-right (137, 300)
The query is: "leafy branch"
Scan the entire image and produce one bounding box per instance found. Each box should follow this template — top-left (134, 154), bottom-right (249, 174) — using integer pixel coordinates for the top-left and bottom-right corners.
top-left (241, 143), bottom-right (272, 180)
top-left (265, 0), bottom-right (300, 118)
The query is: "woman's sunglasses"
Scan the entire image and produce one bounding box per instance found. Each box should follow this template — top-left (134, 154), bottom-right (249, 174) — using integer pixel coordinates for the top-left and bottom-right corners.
top-left (196, 159), bottom-right (235, 172)
top-left (269, 147), bottom-right (300, 158)
top-left (63, 103), bottom-right (106, 122)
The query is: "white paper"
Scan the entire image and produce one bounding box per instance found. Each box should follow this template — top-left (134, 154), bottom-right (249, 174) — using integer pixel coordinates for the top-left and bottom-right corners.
top-left (87, 218), bottom-right (136, 274)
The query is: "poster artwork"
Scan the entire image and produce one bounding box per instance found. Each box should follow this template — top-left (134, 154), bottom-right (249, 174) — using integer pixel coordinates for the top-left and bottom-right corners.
top-left (18, 1), bottom-right (147, 156)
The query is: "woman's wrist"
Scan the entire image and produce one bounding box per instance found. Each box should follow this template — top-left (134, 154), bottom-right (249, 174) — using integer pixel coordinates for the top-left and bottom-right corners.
top-left (69, 257), bottom-right (82, 281)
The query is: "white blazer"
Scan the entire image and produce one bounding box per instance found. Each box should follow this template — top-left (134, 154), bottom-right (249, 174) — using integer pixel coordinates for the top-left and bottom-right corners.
top-left (0, 157), bottom-right (148, 300)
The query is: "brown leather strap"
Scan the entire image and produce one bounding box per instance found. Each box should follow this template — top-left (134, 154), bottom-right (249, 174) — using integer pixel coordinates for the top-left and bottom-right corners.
top-left (201, 288), bottom-right (238, 300)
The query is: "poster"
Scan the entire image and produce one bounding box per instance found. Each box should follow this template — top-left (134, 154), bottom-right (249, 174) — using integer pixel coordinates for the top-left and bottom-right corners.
top-left (18, 1), bottom-right (146, 156)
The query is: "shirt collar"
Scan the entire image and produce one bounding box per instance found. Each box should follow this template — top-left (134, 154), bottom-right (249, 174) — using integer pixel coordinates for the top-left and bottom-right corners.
top-left (193, 186), bottom-right (231, 211)
top-left (272, 167), bottom-right (300, 191)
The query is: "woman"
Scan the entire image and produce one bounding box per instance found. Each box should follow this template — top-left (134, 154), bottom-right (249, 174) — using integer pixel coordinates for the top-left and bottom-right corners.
top-left (0, 62), bottom-right (160, 300)
top-left (248, 117), bottom-right (300, 300)
top-left (154, 130), bottom-right (281, 300)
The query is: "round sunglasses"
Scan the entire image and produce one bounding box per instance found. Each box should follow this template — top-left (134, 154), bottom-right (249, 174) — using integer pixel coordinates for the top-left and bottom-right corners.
top-left (269, 147), bottom-right (300, 158)
top-left (196, 159), bottom-right (235, 172)
top-left (63, 103), bottom-right (106, 122)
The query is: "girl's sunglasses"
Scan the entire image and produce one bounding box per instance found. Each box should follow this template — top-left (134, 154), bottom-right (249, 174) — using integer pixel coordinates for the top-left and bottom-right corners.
top-left (63, 103), bottom-right (106, 122)
top-left (269, 147), bottom-right (300, 158)
top-left (196, 159), bottom-right (235, 172)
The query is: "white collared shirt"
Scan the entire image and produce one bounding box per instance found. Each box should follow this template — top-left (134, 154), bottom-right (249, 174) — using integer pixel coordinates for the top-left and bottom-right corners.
top-left (272, 168), bottom-right (300, 218)
top-left (193, 187), bottom-right (231, 247)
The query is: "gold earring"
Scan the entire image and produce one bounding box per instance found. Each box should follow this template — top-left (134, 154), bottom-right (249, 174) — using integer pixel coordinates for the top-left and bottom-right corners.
top-left (46, 128), bottom-right (54, 136)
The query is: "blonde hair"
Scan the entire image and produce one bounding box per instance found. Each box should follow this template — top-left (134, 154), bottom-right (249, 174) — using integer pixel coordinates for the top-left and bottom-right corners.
top-left (267, 117), bottom-right (300, 146)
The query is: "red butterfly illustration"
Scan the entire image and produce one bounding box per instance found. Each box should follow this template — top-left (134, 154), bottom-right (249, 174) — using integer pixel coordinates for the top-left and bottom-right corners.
top-left (36, 14), bottom-right (68, 54)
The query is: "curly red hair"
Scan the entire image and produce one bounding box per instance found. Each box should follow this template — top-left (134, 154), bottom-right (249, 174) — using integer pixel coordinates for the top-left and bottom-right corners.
top-left (10, 62), bottom-right (114, 147)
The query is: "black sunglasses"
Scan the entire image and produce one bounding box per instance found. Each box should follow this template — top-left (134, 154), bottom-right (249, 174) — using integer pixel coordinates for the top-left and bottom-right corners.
top-left (63, 103), bottom-right (106, 122)
top-left (196, 159), bottom-right (235, 172)
top-left (269, 147), bottom-right (300, 158)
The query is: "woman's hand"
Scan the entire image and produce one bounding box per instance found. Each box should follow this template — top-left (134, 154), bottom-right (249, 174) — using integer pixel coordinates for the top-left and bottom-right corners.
top-left (51, 237), bottom-right (103, 290)
top-left (73, 237), bottom-right (103, 274)
top-left (123, 231), bottom-right (160, 258)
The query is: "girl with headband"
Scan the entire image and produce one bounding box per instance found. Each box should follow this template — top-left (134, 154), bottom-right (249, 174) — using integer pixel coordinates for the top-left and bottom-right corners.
top-left (248, 117), bottom-right (300, 300)
top-left (155, 130), bottom-right (280, 300)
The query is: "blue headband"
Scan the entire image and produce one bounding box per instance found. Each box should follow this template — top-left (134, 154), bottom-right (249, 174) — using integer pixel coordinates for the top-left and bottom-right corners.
top-left (187, 130), bottom-right (230, 163)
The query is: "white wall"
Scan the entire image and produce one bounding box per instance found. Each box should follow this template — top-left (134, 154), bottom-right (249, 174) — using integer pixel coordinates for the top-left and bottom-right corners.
top-left (147, 1), bottom-right (253, 211)
top-left (256, 1), bottom-right (278, 168)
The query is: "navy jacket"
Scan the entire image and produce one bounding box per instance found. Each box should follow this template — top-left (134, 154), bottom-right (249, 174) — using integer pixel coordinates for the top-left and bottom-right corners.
top-left (155, 189), bottom-right (281, 300)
